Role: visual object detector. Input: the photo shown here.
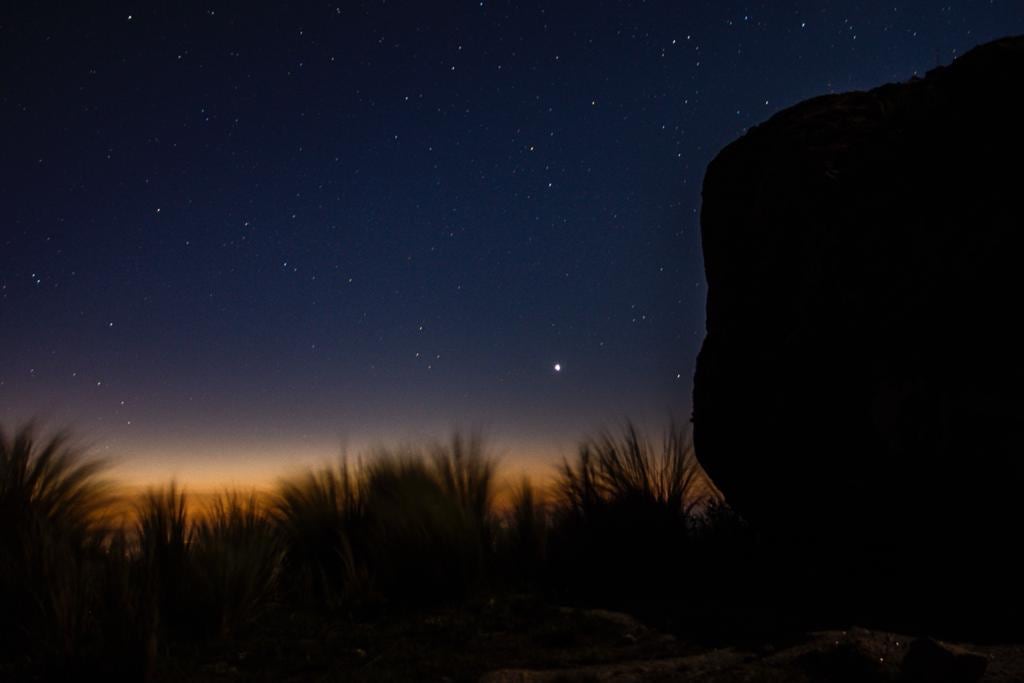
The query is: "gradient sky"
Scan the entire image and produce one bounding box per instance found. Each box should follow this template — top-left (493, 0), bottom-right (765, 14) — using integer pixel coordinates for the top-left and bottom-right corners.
top-left (2, 2), bottom-right (1022, 487)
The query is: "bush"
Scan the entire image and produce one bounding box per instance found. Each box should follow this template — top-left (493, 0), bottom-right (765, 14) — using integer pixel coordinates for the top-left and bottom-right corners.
top-left (134, 480), bottom-right (194, 673)
top-left (429, 432), bottom-right (497, 535)
top-left (361, 437), bottom-right (496, 605)
top-left (1, 419), bottom-right (769, 677)
top-left (191, 491), bottom-right (282, 638)
top-left (0, 423), bottom-right (113, 669)
top-left (270, 434), bottom-right (499, 610)
top-left (496, 477), bottom-right (548, 588)
top-left (273, 463), bottom-right (365, 608)
top-left (546, 423), bottom-right (708, 609)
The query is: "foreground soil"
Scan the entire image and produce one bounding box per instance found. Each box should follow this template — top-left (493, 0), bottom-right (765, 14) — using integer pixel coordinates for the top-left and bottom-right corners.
top-left (158, 599), bottom-right (1024, 682)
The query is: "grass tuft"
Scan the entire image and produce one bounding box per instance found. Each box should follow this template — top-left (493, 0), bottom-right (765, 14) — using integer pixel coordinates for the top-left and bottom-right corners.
top-left (191, 491), bottom-right (282, 638)
top-left (497, 477), bottom-right (548, 588)
top-left (361, 450), bottom-right (482, 604)
top-left (273, 462), bottom-right (365, 608)
top-left (0, 422), bottom-right (114, 666)
top-left (547, 422), bottom-right (707, 609)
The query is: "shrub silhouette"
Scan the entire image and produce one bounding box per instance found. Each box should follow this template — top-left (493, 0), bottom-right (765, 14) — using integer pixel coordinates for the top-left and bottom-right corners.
top-left (273, 462), bottom-right (365, 608)
top-left (0, 422), bottom-right (113, 669)
top-left (496, 477), bottom-right (549, 589)
top-left (0, 419), bottom-right (762, 679)
top-left (191, 491), bottom-right (282, 638)
top-left (547, 423), bottom-right (706, 609)
top-left (361, 437), bottom-right (496, 605)
top-left (269, 435), bottom-right (498, 611)
top-left (429, 432), bottom-right (497, 535)
top-left (134, 480), bottom-right (193, 675)
top-left (94, 525), bottom-right (154, 680)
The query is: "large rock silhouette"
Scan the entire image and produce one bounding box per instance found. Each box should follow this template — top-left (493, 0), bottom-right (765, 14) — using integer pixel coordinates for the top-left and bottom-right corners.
top-left (693, 36), bottom-right (1024, 607)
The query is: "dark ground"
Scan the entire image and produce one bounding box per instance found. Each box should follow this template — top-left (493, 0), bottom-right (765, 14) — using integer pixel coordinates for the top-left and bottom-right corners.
top-left (153, 597), bottom-right (1023, 683)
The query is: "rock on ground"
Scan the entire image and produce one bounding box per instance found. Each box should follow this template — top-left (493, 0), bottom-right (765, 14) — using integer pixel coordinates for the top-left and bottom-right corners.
top-left (482, 628), bottom-right (996, 683)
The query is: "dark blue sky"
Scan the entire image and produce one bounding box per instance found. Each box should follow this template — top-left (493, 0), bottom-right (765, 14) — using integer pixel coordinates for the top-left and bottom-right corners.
top-left (2, 2), bottom-right (1021, 486)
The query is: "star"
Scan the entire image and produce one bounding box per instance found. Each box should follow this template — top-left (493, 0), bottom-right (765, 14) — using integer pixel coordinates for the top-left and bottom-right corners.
top-left (553, 363), bottom-right (562, 373)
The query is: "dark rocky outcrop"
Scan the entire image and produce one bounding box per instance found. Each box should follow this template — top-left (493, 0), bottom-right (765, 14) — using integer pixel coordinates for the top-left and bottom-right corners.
top-left (693, 36), bottom-right (1024, 629)
top-left (901, 638), bottom-right (988, 683)
top-left (483, 629), bottom-right (999, 682)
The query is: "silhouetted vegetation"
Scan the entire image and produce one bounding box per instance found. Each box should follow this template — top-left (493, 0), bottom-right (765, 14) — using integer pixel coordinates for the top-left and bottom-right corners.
top-left (273, 462), bottom-right (364, 608)
top-left (0, 423), bottom-right (114, 673)
top-left (191, 492), bottom-right (281, 639)
top-left (0, 420), bottom-right (771, 681)
top-left (495, 476), bottom-right (549, 589)
top-left (546, 424), bottom-right (716, 621)
top-left (361, 441), bottom-right (493, 605)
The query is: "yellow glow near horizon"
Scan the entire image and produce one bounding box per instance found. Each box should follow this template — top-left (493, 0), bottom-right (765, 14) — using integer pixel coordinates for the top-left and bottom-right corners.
top-left (103, 436), bottom-right (574, 497)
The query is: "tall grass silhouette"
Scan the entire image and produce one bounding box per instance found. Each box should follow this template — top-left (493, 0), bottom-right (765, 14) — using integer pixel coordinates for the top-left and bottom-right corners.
top-left (0, 423), bottom-right (114, 668)
top-left (557, 423), bottom-right (704, 516)
top-left (273, 463), bottom-right (365, 608)
top-left (547, 423), bottom-right (707, 608)
top-left (134, 482), bottom-right (192, 674)
top-left (192, 491), bottom-right (281, 638)
top-left (429, 432), bottom-right (497, 532)
top-left (1, 420), bottom-right (749, 679)
top-left (271, 435), bottom-right (499, 610)
top-left (496, 477), bottom-right (548, 588)
top-left (362, 435), bottom-right (497, 605)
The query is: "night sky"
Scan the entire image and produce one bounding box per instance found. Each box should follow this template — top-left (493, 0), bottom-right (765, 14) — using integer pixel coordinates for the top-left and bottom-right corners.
top-left (2, 2), bottom-right (1021, 488)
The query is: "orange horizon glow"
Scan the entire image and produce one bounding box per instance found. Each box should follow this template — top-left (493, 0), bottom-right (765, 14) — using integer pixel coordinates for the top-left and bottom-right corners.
top-left (85, 430), bottom-right (719, 520)
top-left (94, 450), bottom-right (567, 525)
top-left (101, 436), bottom-right (576, 498)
